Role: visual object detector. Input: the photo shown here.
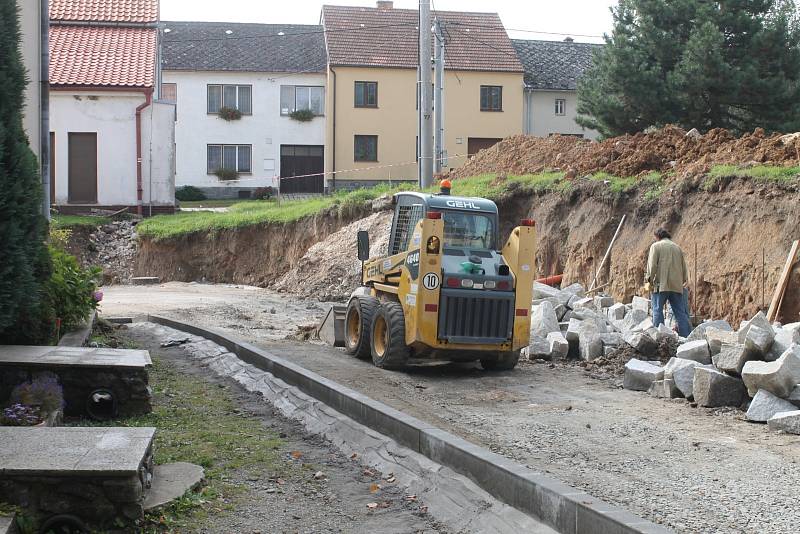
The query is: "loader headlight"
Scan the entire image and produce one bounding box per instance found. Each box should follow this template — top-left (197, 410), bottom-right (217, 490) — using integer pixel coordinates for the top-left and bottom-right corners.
top-left (484, 280), bottom-right (497, 289)
top-left (461, 279), bottom-right (474, 288)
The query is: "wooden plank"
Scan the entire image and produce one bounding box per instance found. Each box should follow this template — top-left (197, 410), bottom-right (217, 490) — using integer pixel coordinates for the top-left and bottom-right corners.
top-left (767, 240), bottom-right (800, 322)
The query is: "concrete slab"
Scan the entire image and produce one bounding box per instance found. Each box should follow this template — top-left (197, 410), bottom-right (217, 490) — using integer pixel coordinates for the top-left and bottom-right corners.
top-left (0, 345), bottom-right (151, 369)
top-left (0, 427), bottom-right (155, 476)
top-left (0, 516), bottom-right (14, 534)
top-left (143, 462), bottom-right (205, 511)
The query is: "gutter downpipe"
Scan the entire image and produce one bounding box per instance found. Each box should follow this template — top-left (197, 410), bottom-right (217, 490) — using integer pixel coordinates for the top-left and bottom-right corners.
top-left (40, 0), bottom-right (50, 219)
top-left (135, 88), bottom-right (153, 216)
top-left (330, 67), bottom-right (336, 193)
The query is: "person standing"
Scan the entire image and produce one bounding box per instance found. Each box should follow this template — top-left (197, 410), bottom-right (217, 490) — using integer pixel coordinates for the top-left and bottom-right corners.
top-left (645, 228), bottom-right (692, 337)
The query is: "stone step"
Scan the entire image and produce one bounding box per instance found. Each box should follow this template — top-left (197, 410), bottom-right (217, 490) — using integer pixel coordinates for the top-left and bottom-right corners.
top-left (0, 427), bottom-right (155, 529)
top-left (131, 276), bottom-right (161, 285)
top-left (0, 345), bottom-right (152, 418)
top-left (0, 516), bottom-right (15, 534)
top-left (143, 462), bottom-right (205, 511)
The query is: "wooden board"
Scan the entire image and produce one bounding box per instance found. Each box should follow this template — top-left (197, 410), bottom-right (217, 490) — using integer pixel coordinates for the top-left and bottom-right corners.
top-left (767, 240), bottom-right (800, 322)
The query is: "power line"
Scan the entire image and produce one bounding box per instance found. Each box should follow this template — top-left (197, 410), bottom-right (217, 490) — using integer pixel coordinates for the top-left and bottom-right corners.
top-left (444, 20), bottom-right (604, 40)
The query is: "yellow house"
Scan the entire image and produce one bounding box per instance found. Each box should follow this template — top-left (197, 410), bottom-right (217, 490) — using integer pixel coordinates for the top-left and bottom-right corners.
top-left (321, 2), bottom-right (523, 189)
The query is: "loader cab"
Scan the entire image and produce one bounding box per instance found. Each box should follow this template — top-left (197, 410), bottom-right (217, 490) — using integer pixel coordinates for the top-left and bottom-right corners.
top-left (388, 192), bottom-right (500, 256)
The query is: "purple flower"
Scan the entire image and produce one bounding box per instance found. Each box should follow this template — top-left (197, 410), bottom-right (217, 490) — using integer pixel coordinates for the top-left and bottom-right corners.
top-left (93, 289), bottom-right (104, 302)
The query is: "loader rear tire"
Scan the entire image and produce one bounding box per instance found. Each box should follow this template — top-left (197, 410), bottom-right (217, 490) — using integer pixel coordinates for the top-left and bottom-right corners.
top-left (370, 301), bottom-right (410, 370)
top-left (480, 351), bottom-right (520, 371)
top-left (344, 295), bottom-right (379, 359)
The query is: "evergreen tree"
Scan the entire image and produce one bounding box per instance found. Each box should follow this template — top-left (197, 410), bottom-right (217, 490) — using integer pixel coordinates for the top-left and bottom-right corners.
top-left (577, 0), bottom-right (800, 137)
top-left (0, 0), bottom-right (52, 342)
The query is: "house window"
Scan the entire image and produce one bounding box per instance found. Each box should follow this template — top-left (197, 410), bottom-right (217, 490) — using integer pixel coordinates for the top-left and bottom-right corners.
top-left (354, 135), bottom-right (378, 162)
top-left (555, 99), bottom-right (566, 116)
top-left (207, 144), bottom-right (252, 173)
top-left (207, 85), bottom-right (252, 114)
top-left (480, 85), bottom-right (502, 111)
top-left (280, 86), bottom-right (325, 115)
top-left (161, 83), bottom-right (177, 103)
top-left (354, 81), bottom-right (378, 108)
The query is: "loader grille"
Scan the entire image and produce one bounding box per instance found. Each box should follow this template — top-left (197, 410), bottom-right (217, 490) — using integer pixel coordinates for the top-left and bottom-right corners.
top-left (437, 289), bottom-right (515, 344)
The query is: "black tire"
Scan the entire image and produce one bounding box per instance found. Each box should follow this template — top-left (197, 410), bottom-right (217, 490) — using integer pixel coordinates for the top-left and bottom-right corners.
top-left (370, 301), bottom-right (410, 370)
top-left (480, 351), bottom-right (520, 371)
top-left (344, 295), bottom-right (380, 359)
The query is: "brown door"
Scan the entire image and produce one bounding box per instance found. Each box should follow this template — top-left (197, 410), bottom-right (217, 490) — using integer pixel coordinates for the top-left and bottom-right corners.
top-left (68, 132), bottom-right (97, 203)
top-left (467, 137), bottom-right (503, 156)
top-left (49, 132), bottom-right (55, 203)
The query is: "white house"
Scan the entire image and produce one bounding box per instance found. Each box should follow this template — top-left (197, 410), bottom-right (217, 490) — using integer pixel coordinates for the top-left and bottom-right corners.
top-left (161, 22), bottom-right (328, 198)
top-left (49, 0), bottom-right (176, 215)
top-left (512, 38), bottom-right (601, 140)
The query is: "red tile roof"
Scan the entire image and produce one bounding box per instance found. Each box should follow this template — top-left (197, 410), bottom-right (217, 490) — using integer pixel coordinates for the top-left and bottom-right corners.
top-left (49, 25), bottom-right (157, 87)
top-left (322, 5), bottom-right (522, 73)
top-left (49, 0), bottom-right (159, 23)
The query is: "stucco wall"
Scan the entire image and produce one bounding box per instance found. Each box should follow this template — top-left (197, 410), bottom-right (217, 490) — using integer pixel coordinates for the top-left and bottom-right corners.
top-left (162, 70), bottom-right (327, 192)
top-left (50, 91), bottom-right (174, 206)
top-left (523, 90), bottom-right (599, 140)
top-left (141, 101), bottom-right (177, 208)
top-left (19, 0), bottom-right (42, 160)
top-left (325, 67), bottom-right (524, 184)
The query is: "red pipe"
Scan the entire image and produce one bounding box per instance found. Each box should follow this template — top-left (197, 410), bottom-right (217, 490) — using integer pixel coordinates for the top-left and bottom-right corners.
top-left (535, 274), bottom-right (563, 286)
top-left (135, 88), bottom-right (153, 216)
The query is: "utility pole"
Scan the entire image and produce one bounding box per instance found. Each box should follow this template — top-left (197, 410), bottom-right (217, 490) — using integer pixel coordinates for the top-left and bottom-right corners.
top-left (418, 0), bottom-right (433, 188)
top-left (433, 19), bottom-right (445, 175)
top-left (40, 0), bottom-right (50, 220)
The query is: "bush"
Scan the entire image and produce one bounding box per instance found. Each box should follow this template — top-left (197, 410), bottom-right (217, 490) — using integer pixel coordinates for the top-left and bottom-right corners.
top-left (10, 372), bottom-right (64, 414)
top-left (176, 185), bottom-right (207, 202)
top-left (289, 109), bottom-right (315, 122)
top-left (1, 404), bottom-right (41, 426)
top-left (253, 186), bottom-right (275, 200)
top-left (46, 246), bottom-right (103, 332)
top-left (214, 168), bottom-right (239, 181)
top-left (218, 107), bottom-right (242, 121)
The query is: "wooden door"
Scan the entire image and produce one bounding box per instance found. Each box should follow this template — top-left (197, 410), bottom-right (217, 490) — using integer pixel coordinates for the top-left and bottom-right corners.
top-left (68, 132), bottom-right (97, 203)
top-left (467, 137), bottom-right (502, 157)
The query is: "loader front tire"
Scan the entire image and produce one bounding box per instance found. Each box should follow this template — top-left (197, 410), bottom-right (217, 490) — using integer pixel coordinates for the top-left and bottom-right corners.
top-left (370, 301), bottom-right (410, 370)
top-left (480, 351), bottom-right (520, 371)
top-left (344, 295), bottom-right (379, 359)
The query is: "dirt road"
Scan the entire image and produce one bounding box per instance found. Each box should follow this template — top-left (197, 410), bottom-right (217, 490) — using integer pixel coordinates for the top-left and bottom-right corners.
top-left (103, 283), bottom-right (800, 534)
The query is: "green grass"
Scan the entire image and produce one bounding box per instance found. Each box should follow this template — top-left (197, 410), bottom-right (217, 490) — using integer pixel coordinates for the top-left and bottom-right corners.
top-left (703, 164), bottom-right (800, 190)
top-left (589, 172), bottom-right (638, 194)
top-left (70, 356), bottom-right (286, 531)
top-left (178, 199), bottom-right (249, 208)
top-left (51, 214), bottom-right (110, 228)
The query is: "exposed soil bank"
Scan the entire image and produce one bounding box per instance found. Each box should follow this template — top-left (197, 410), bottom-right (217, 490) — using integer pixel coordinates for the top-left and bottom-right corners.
top-left (134, 205), bottom-right (373, 287)
top-left (134, 177), bottom-right (800, 324)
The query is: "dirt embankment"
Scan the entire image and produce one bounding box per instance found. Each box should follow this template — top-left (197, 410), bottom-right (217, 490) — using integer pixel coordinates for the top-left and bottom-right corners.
top-left (449, 125), bottom-right (800, 180)
top-left (134, 205), bottom-right (375, 287)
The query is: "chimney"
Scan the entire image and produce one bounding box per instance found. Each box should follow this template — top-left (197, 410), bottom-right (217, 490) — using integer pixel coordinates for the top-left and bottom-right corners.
top-left (563, 36), bottom-right (574, 42)
top-left (376, 1), bottom-right (393, 9)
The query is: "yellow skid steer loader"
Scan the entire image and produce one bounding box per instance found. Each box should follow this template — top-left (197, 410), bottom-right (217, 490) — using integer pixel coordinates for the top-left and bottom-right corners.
top-left (319, 181), bottom-right (536, 371)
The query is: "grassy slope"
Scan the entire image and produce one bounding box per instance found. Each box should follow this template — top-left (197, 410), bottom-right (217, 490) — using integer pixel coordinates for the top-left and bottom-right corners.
top-left (137, 165), bottom-right (799, 241)
top-left (51, 214), bottom-right (110, 228)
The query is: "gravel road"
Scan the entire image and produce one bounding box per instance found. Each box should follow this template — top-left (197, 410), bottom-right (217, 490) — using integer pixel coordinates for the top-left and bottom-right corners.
top-left (103, 283), bottom-right (800, 534)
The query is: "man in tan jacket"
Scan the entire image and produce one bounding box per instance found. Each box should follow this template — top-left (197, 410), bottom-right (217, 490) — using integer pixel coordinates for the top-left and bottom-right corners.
top-left (645, 228), bottom-right (692, 337)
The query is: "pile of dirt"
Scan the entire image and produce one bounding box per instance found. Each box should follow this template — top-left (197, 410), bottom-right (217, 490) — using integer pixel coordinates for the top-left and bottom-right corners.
top-left (271, 211), bottom-right (393, 301)
top-left (580, 338), bottom-right (679, 381)
top-left (448, 126), bottom-right (800, 180)
top-left (67, 220), bottom-right (138, 284)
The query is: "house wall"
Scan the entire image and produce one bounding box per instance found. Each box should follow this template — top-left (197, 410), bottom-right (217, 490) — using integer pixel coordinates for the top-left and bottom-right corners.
top-left (50, 90), bottom-right (174, 207)
top-left (141, 101), bottom-right (177, 210)
top-left (162, 70), bottom-right (327, 197)
top-left (325, 66), bottom-right (524, 187)
top-left (19, 0), bottom-right (42, 160)
top-left (523, 89), bottom-right (599, 140)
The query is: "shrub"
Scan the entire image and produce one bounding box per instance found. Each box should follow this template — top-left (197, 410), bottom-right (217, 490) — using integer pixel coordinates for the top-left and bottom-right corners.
top-left (214, 168), bottom-right (239, 181)
top-left (289, 109), bottom-right (315, 122)
top-left (218, 107), bottom-right (242, 121)
top-left (253, 186), bottom-right (275, 200)
top-left (1, 404), bottom-right (41, 426)
top-left (10, 372), bottom-right (65, 414)
top-left (46, 246), bottom-right (103, 331)
top-left (176, 185), bottom-right (207, 202)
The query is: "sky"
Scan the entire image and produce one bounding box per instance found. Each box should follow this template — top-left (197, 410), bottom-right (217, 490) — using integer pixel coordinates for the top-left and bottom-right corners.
top-left (160, 0), bottom-right (617, 43)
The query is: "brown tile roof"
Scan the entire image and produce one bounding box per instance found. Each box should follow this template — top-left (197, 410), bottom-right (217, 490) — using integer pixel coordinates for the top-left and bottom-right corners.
top-left (321, 5), bottom-right (522, 73)
top-left (49, 0), bottom-right (159, 23)
top-left (49, 25), bottom-right (157, 87)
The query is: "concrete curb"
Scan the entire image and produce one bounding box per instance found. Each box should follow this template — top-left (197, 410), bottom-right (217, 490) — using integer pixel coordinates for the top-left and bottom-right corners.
top-left (148, 314), bottom-right (672, 534)
top-left (58, 309), bottom-right (96, 347)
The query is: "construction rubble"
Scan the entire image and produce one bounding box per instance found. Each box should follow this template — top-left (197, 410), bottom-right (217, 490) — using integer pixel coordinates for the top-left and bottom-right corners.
top-left (526, 281), bottom-right (800, 435)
